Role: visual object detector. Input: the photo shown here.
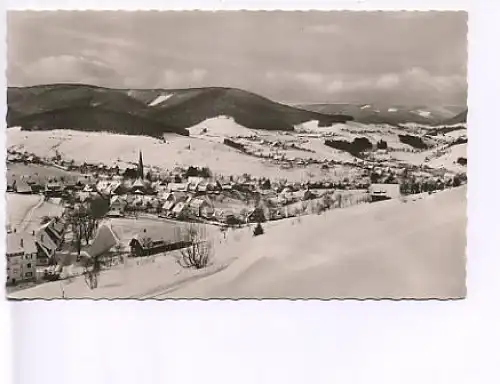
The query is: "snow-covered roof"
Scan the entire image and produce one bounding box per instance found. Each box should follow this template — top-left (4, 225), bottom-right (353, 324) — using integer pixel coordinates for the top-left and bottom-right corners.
top-left (172, 202), bottom-right (186, 213)
top-left (132, 178), bottom-right (145, 188)
top-left (85, 223), bottom-right (120, 259)
top-left (6, 232), bottom-right (37, 255)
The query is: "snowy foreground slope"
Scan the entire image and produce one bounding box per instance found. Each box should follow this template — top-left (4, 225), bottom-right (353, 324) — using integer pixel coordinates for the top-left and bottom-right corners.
top-left (9, 186), bottom-right (466, 300)
top-left (167, 186), bottom-right (467, 299)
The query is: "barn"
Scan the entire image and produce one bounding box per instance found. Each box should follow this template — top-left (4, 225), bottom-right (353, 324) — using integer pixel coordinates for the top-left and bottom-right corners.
top-left (128, 229), bottom-right (191, 257)
top-left (369, 183), bottom-right (401, 202)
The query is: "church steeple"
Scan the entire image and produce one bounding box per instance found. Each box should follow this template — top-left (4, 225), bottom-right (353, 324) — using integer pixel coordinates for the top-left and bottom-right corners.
top-left (138, 150), bottom-right (144, 179)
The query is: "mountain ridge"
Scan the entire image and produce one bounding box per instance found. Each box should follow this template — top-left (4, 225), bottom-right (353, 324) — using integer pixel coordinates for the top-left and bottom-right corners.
top-left (7, 84), bottom-right (353, 137)
top-left (298, 102), bottom-right (467, 126)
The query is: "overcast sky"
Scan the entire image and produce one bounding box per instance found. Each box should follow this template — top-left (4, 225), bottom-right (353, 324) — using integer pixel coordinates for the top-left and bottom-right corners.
top-left (7, 11), bottom-right (467, 105)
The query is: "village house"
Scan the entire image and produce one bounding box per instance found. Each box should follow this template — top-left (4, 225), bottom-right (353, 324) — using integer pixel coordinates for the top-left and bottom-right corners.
top-left (63, 180), bottom-right (77, 193)
top-left (168, 182), bottom-right (188, 193)
top-left (82, 183), bottom-right (97, 193)
top-left (36, 219), bottom-right (66, 266)
top-left (14, 179), bottom-right (33, 194)
top-left (129, 195), bottom-right (145, 211)
top-left (196, 181), bottom-right (208, 194)
top-left (246, 207), bottom-right (268, 223)
top-left (208, 179), bottom-right (222, 193)
top-left (159, 201), bottom-right (175, 217)
top-left (45, 181), bottom-right (63, 198)
top-left (96, 179), bottom-right (112, 193)
top-left (128, 228), bottom-right (191, 258)
top-left (6, 181), bottom-right (15, 192)
top-left (152, 181), bottom-right (168, 195)
top-left (36, 228), bottom-right (59, 266)
top-left (106, 208), bottom-right (124, 218)
top-left (214, 208), bottom-right (240, 225)
top-left (106, 196), bottom-right (125, 217)
top-left (109, 195), bottom-right (127, 212)
top-left (158, 192), bottom-right (184, 216)
top-left (187, 181), bottom-right (200, 193)
top-left (188, 198), bottom-right (215, 218)
top-left (187, 176), bottom-right (207, 186)
top-left (369, 183), bottom-right (401, 202)
top-left (6, 231), bottom-right (38, 285)
top-left (171, 201), bottom-right (189, 219)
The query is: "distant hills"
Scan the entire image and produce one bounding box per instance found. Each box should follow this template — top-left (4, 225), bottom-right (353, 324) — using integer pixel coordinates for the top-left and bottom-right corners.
top-left (7, 84), bottom-right (467, 138)
top-left (440, 108), bottom-right (467, 125)
top-left (7, 84), bottom-right (353, 137)
top-left (298, 103), bottom-right (467, 126)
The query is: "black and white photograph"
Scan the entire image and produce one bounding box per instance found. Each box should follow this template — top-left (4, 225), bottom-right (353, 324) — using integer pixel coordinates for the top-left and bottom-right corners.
top-left (5, 10), bottom-right (467, 299)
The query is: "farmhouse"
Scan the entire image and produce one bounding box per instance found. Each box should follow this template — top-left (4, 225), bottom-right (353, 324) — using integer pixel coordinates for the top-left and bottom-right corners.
top-left (36, 219), bottom-right (66, 265)
top-left (215, 209), bottom-right (240, 225)
top-left (160, 201), bottom-right (175, 217)
top-left (63, 180), bottom-right (77, 193)
top-left (82, 183), bottom-right (97, 193)
top-left (246, 207), bottom-right (267, 223)
top-left (7, 180), bottom-right (16, 192)
top-left (159, 192), bottom-right (184, 216)
top-left (6, 231), bottom-right (38, 285)
top-left (369, 183), bottom-right (401, 202)
top-left (128, 229), bottom-right (191, 257)
top-left (171, 201), bottom-right (188, 218)
top-left (187, 176), bottom-right (207, 185)
top-left (188, 198), bottom-right (214, 218)
top-left (196, 182), bottom-right (208, 193)
top-left (45, 182), bottom-right (63, 197)
top-left (14, 179), bottom-right (33, 194)
top-left (109, 195), bottom-right (127, 211)
top-left (168, 182), bottom-right (188, 192)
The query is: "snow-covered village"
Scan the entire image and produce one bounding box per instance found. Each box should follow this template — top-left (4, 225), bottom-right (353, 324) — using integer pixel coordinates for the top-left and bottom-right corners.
top-left (5, 11), bottom-right (467, 299)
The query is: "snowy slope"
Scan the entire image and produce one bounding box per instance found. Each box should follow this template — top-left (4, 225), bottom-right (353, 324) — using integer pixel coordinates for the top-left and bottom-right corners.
top-left (148, 93), bottom-right (174, 107)
top-left (187, 115), bottom-right (258, 137)
top-left (167, 186), bottom-right (467, 299)
top-left (9, 186), bottom-right (466, 299)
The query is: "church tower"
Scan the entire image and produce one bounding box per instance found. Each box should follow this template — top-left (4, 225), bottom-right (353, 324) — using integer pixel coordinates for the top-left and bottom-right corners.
top-left (138, 150), bottom-right (144, 179)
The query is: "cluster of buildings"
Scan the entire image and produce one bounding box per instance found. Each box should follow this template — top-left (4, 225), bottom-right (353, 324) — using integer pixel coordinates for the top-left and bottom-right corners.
top-left (7, 145), bottom-right (467, 286)
top-left (6, 219), bottom-right (65, 285)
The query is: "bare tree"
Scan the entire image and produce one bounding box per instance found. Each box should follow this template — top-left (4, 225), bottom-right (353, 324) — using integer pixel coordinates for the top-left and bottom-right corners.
top-left (336, 193), bottom-right (344, 208)
top-left (83, 255), bottom-right (102, 290)
top-left (322, 194), bottom-right (334, 210)
top-left (176, 224), bottom-right (212, 269)
top-left (68, 213), bottom-right (86, 256)
top-left (68, 210), bottom-right (97, 255)
top-left (115, 242), bottom-right (126, 265)
top-left (67, 198), bottom-right (107, 255)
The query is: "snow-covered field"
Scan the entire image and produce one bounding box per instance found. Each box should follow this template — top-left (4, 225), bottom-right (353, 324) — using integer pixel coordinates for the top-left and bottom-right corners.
top-left (7, 118), bottom-right (467, 184)
top-left (9, 186), bottom-right (466, 299)
top-left (187, 115), bottom-right (258, 138)
top-left (166, 186), bottom-right (467, 299)
top-left (295, 120), bottom-right (417, 151)
top-left (6, 193), bottom-right (64, 233)
top-left (426, 144), bottom-right (467, 172)
top-left (6, 127), bottom-right (361, 181)
top-left (443, 128), bottom-right (467, 140)
top-left (6, 193), bottom-right (41, 229)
